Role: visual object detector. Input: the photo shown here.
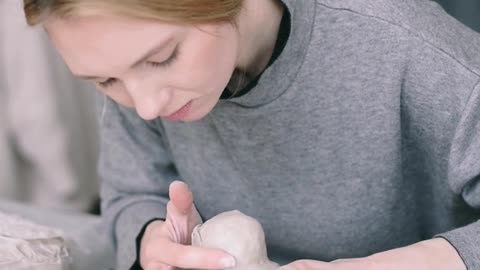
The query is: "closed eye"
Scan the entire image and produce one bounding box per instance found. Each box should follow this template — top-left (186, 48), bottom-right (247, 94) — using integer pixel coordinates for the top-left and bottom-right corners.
top-left (146, 46), bottom-right (179, 69)
top-left (97, 45), bottom-right (179, 89)
top-left (98, 78), bottom-right (117, 88)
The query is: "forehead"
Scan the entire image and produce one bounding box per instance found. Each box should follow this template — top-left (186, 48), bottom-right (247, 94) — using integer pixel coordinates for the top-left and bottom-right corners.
top-left (45, 15), bottom-right (184, 75)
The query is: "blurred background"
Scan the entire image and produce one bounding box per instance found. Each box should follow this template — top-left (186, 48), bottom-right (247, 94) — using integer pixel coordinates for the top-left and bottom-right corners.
top-left (1, 0), bottom-right (99, 214)
top-left (0, 0), bottom-right (479, 215)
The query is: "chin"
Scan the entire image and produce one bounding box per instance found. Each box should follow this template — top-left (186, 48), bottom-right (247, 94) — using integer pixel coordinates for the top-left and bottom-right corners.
top-left (183, 111), bottom-right (209, 122)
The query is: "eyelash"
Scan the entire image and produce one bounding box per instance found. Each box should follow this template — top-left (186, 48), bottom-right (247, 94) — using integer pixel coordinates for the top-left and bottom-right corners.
top-left (98, 78), bottom-right (117, 88)
top-left (147, 47), bottom-right (179, 69)
top-left (97, 47), bottom-right (179, 88)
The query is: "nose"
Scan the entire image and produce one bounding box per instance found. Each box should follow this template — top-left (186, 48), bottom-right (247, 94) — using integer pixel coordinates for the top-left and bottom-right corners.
top-left (135, 90), bottom-right (172, 120)
top-left (125, 79), bottom-right (172, 120)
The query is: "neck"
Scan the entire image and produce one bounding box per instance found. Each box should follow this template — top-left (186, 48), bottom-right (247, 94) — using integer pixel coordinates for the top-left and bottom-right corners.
top-left (234, 0), bottom-right (284, 80)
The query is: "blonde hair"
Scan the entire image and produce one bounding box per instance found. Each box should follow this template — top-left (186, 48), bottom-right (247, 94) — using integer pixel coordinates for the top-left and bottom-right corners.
top-left (24, 0), bottom-right (243, 26)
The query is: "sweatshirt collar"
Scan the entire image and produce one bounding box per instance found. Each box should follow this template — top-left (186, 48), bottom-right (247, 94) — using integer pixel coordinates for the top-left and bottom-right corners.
top-left (223, 0), bottom-right (316, 108)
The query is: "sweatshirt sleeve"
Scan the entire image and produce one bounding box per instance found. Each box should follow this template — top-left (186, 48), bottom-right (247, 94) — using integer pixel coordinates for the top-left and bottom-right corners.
top-left (97, 94), bottom-right (178, 269)
top-left (437, 81), bottom-right (480, 269)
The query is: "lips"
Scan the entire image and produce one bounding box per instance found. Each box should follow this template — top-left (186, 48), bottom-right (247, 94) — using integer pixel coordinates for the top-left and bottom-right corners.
top-left (164, 101), bottom-right (193, 122)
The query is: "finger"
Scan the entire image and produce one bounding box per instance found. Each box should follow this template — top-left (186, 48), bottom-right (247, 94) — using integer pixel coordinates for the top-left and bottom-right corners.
top-left (165, 182), bottom-right (201, 244)
top-left (165, 201), bottom-right (191, 243)
top-left (156, 237), bottom-right (236, 270)
top-left (169, 180), bottom-right (194, 215)
top-left (278, 260), bottom-right (330, 270)
top-left (143, 262), bottom-right (173, 270)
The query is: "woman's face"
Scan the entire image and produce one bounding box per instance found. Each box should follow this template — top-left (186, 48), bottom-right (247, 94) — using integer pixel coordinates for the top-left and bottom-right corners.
top-left (46, 15), bottom-right (240, 122)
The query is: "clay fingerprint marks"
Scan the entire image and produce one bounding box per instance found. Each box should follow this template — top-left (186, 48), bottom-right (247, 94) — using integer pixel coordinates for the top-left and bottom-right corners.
top-left (0, 211), bottom-right (70, 268)
top-left (192, 210), bottom-right (278, 270)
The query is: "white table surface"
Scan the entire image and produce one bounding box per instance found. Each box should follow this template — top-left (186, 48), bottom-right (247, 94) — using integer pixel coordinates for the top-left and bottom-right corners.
top-left (0, 199), bottom-right (116, 270)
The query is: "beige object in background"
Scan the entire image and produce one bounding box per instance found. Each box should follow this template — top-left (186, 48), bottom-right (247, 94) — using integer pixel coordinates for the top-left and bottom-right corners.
top-left (0, 0), bottom-right (99, 212)
top-left (192, 211), bottom-right (278, 270)
top-left (0, 211), bottom-right (70, 270)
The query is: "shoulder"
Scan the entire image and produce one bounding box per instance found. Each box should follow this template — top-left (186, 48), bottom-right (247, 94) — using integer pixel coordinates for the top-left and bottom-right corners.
top-left (314, 0), bottom-right (480, 77)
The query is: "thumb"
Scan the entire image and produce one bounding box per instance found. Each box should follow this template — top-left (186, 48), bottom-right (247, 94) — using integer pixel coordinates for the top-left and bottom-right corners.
top-left (166, 181), bottom-right (201, 244)
top-left (168, 180), bottom-right (194, 216)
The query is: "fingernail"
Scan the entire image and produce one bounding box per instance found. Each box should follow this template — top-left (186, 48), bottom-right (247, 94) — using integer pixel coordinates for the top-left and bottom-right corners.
top-left (220, 256), bottom-right (236, 269)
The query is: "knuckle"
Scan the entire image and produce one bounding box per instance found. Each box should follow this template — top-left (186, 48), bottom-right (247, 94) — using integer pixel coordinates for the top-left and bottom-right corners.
top-left (142, 241), bottom-right (160, 263)
top-left (289, 260), bottom-right (311, 270)
top-left (146, 220), bottom-right (165, 236)
top-left (363, 256), bottom-right (384, 269)
top-left (144, 262), bottom-right (164, 270)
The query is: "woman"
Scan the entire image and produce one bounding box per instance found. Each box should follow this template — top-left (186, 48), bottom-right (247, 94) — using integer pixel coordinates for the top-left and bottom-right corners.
top-left (23, 0), bottom-right (480, 269)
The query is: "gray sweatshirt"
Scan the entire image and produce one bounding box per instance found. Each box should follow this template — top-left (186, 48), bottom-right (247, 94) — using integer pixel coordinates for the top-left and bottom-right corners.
top-left (99, 0), bottom-right (480, 269)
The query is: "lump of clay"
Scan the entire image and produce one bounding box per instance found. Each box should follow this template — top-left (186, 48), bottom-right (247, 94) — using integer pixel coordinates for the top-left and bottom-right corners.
top-left (192, 210), bottom-right (278, 270)
top-left (0, 211), bottom-right (70, 270)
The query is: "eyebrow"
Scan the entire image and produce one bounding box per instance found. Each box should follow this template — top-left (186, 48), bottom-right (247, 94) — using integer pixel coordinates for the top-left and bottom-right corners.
top-left (74, 37), bottom-right (174, 80)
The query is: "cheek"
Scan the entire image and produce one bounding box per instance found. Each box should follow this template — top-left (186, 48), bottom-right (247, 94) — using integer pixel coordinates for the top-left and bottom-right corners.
top-left (174, 29), bottom-right (238, 94)
top-left (194, 49), bottom-right (237, 92)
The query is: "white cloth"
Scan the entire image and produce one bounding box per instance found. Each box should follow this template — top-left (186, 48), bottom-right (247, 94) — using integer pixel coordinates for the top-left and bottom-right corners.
top-left (0, 0), bottom-right (99, 211)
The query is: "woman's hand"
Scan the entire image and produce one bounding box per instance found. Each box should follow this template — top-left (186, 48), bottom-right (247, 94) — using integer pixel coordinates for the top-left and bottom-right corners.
top-left (139, 181), bottom-right (237, 270)
top-left (278, 238), bottom-right (466, 270)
